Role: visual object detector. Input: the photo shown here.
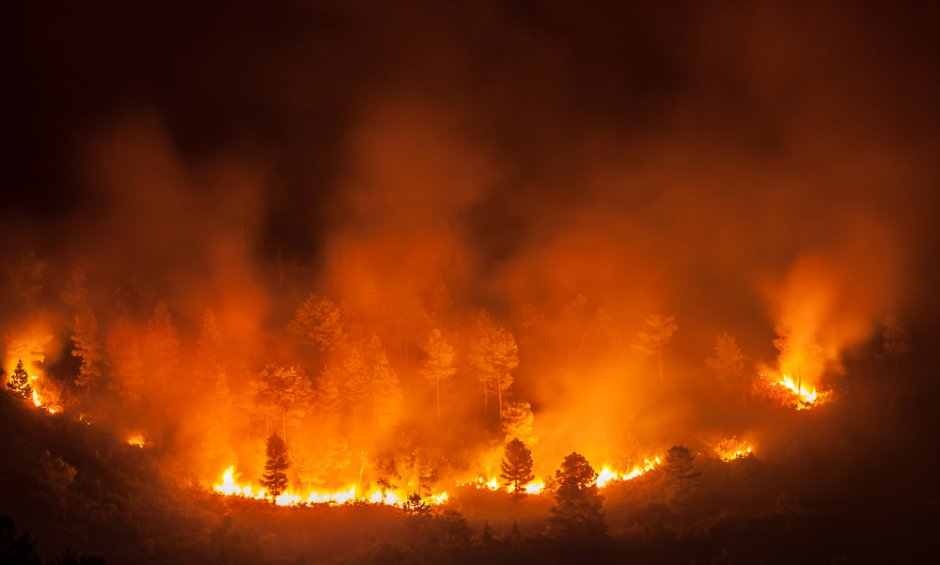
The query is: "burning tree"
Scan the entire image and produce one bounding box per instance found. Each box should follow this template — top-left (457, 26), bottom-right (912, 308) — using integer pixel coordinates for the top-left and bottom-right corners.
top-left (259, 434), bottom-right (290, 503)
top-left (633, 314), bottom-right (678, 380)
top-left (550, 452), bottom-right (605, 537)
top-left (421, 328), bottom-right (456, 421)
top-left (6, 359), bottom-right (32, 399)
top-left (470, 309), bottom-right (518, 419)
top-left (499, 438), bottom-right (534, 493)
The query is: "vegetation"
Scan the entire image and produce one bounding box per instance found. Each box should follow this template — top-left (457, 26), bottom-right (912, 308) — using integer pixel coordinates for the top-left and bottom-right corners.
top-left (550, 452), bottom-right (605, 538)
top-left (499, 438), bottom-right (534, 493)
top-left (259, 434), bottom-right (290, 503)
top-left (6, 359), bottom-right (32, 399)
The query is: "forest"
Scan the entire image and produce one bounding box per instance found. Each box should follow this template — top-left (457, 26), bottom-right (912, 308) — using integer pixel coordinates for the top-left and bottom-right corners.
top-left (3, 0), bottom-right (940, 562)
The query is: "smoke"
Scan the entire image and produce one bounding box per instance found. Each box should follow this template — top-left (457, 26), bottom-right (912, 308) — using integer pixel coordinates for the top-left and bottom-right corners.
top-left (3, 0), bottom-right (938, 489)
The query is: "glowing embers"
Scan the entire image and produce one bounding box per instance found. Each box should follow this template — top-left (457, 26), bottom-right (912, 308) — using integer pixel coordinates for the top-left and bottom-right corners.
top-left (126, 434), bottom-right (148, 448)
top-left (713, 438), bottom-right (754, 462)
top-left (212, 466), bottom-right (448, 508)
top-left (767, 372), bottom-right (830, 411)
top-left (596, 457), bottom-right (662, 487)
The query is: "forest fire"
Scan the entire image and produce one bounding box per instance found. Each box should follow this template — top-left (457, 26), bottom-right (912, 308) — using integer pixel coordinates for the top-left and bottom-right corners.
top-left (768, 373), bottom-right (831, 411)
top-left (596, 457), bottom-right (662, 487)
top-left (3, 1), bottom-right (937, 562)
top-left (212, 466), bottom-right (448, 508)
top-left (713, 438), bottom-right (754, 462)
top-left (126, 434), bottom-right (147, 448)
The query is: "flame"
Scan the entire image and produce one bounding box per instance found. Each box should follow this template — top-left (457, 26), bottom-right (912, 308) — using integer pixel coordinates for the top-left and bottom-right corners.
top-left (31, 389), bottom-right (41, 408)
top-left (597, 457), bottom-right (663, 487)
top-left (127, 434), bottom-right (147, 448)
top-left (523, 479), bottom-right (545, 495)
top-left (713, 438), bottom-right (754, 462)
top-left (212, 466), bottom-right (449, 508)
top-left (769, 373), bottom-right (830, 410)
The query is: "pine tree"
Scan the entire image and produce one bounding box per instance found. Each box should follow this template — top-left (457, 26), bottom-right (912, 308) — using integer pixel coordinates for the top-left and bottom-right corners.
top-left (706, 332), bottom-right (745, 389)
top-left (6, 359), bottom-right (32, 399)
top-left (470, 309), bottom-right (518, 419)
top-left (501, 400), bottom-right (537, 446)
top-left (500, 438), bottom-right (535, 493)
top-left (422, 329), bottom-right (456, 421)
top-left (62, 269), bottom-right (102, 391)
top-left (254, 365), bottom-right (313, 443)
top-left (633, 314), bottom-right (678, 380)
top-left (259, 434), bottom-right (290, 503)
top-left (549, 452), bottom-right (605, 537)
top-left (290, 294), bottom-right (345, 352)
top-left (146, 301), bottom-right (180, 393)
top-left (663, 445), bottom-right (700, 515)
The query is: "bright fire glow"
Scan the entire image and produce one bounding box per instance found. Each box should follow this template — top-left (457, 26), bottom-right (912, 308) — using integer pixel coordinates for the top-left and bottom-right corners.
top-left (212, 466), bottom-right (449, 508)
top-left (713, 438), bottom-right (754, 462)
top-left (770, 373), bottom-right (830, 410)
top-left (127, 434), bottom-right (147, 448)
top-left (523, 479), bottom-right (545, 495)
top-left (597, 457), bottom-right (662, 487)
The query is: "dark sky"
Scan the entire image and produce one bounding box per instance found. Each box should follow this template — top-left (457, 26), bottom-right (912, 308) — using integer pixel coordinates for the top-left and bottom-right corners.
top-left (4, 0), bottom-right (940, 325)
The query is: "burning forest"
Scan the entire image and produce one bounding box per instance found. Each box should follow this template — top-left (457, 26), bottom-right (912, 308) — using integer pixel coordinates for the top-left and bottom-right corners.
top-left (3, 1), bottom-right (940, 563)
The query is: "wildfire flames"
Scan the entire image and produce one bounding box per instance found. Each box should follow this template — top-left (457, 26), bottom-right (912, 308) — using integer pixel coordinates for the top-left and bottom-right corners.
top-left (767, 373), bottom-right (831, 411)
top-left (713, 438), bottom-right (754, 462)
top-left (596, 457), bottom-right (662, 487)
top-left (212, 466), bottom-right (447, 508)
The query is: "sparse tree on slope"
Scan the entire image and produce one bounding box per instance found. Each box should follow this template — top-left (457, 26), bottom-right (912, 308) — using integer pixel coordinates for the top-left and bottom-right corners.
top-left (6, 359), bottom-right (32, 399)
top-left (422, 328), bottom-right (456, 421)
top-left (470, 309), bottom-right (518, 419)
top-left (633, 314), bottom-right (678, 380)
top-left (550, 452), bottom-right (605, 537)
top-left (500, 438), bottom-right (535, 494)
top-left (259, 434), bottom-right (290, 503)
top-left (62, 269), bottom-right (102, 392)
top-left (707, 332), bottom-right (745, 389)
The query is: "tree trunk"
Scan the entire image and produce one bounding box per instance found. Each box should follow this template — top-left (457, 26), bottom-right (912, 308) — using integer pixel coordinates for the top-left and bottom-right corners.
top-left (436, 378), bottom-right (441, 421)
top-left (497, 374), bottom-right (503, 421)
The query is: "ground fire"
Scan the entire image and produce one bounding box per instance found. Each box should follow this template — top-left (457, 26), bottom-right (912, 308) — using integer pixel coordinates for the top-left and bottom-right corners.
top-left (2, 1), bottom-right (938, 563)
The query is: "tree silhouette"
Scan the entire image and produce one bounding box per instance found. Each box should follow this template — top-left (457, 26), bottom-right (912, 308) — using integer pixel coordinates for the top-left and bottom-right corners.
top-left (500, 438), bottom-right (535, 494)
top-left (259, 434), bottom-right (290, 503)
top-left (290, 294), bottom-right (346, 352)
top-left (254, 365), bottom-right (313, 443)
top-left (707, 332), bottom-right (745, 389)
top-left (663, 445), bottom-right (700, 514)
top-left (550, 452), bottom-right (605, 537)
top-left (421, 329), bottom-right (456, 421)
top-left (501, 400), bottom-right (537, 446)
top-left (470, 309), bottom-right (518, 419)
top-left (62, 269), bottom-right (101, 392)
top-left (6, 360), bottom-right (32, 399)
top-left (633, 314), bottom-right (677, 380)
